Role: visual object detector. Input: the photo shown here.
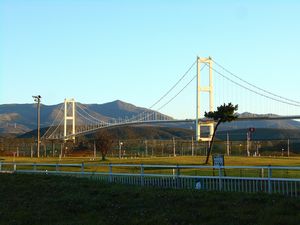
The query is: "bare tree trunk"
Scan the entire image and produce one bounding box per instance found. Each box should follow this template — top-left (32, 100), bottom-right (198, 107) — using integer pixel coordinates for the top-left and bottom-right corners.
top-left (205, 120), bottom-right (221, 164)
top-left (101, 150), bottom-right (107, 161)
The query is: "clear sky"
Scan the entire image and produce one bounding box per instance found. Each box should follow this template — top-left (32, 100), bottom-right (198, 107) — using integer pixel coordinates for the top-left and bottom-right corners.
top-left (1, 0), bottom-right (300, 119)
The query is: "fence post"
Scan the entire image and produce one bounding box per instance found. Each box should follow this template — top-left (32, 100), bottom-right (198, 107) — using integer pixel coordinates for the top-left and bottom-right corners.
top-left (109, 163), bottom-right (113, 183)
top-left (268, 165), bottom-right (272, 194)
top-left (0, 161), bottom-right (2, 172)
top-left (218, 165), bottom-right (223, 191)
top-left (56, 163), bottom-right (59, 173)
top-left (81, 162), bottom-right (84, 175)
top-left (13, 162), bottom-right (16, 172)
top-left (176, 164), bottom-right (180, 188)
top-left (33, 162), bottom-right (37, 171)
top-left (140, 164), bottom-right (144, 186)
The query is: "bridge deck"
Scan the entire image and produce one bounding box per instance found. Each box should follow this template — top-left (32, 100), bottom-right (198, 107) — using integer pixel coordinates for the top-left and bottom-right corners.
top-left (59, 115), bottom-right (300, 139)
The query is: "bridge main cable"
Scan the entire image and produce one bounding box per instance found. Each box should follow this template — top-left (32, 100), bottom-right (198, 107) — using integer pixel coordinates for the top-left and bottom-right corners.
top-left (209, 64), bottom-right (300, 107)
top-left (212, 58), bottom-right (300, 105)
top-left (148, 60), bottom-right (197, 109)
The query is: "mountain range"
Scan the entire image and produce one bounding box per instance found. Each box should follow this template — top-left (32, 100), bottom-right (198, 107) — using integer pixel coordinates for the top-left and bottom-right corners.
top-left (0, 100), bottom-right (172, 135)
top-left (1, 100), bottom-right (300, 138)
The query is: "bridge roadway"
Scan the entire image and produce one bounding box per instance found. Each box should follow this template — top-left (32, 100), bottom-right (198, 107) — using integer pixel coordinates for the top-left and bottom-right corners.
top-left (63, 115), bottom-right (300, 139)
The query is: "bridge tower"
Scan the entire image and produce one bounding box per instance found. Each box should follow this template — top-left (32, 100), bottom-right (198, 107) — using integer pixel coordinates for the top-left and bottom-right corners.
top-left (64, 98), bottom-right (76, 141)
top-left (196, 57), bottom-right (214, 142)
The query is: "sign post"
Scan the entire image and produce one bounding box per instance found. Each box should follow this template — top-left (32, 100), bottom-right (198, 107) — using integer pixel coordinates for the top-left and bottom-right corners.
top-left (213, 154), bottom-right (225, 176)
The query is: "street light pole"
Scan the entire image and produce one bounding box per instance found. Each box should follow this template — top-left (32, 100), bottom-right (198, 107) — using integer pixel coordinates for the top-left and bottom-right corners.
top-left (33, 95), bottom-right (41, 158)
top-left (119, 141), bottom-right (123, 159)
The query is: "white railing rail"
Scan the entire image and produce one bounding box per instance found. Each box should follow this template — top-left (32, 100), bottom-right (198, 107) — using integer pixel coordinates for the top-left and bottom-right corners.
top-left (0, 162), bottom-right (299, 197)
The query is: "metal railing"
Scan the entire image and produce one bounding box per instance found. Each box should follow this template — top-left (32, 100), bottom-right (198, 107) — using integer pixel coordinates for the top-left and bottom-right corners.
top-left (0, 162), bottom-right (299, 197)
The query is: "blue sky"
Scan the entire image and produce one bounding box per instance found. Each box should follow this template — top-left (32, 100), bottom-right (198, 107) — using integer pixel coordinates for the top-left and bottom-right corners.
top-left (1, 0), bottom-right (300, 119)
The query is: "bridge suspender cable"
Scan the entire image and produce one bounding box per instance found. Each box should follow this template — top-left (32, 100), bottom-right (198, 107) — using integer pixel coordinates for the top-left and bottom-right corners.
top-left (41, 103), bottom-right (64, 139)
top-left (47, 118), bottom-right (64, 139)
top-left (212, 59), bottom-right (300, 105)
top-left (158, 75), bottom-right (197, 111)
top-left (157, 65), bottom-right (205, 111)
top-left (148, 60), bottom-right (197, 109)
top-left (44, 57), bottom-right (300, 140)
top-left (76, 103), bottom-right (108, 124)
top-left (74, 61), bottom-right (202, 128)
top-left (121, 60), bottom-right (198, 123)
top-left (209, 64), bottom-right (300, 107)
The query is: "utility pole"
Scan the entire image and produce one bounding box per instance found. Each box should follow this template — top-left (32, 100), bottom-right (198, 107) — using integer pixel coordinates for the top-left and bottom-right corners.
top-left (145, 140), bottom-right (148, 157)
top-left (93, 140), bottom-right (96, 159)
top-left (32, 95), bottom-right (41, 158)
top-left (246, 132), bottom-right (250, 157)
top-left (287, 139), bottom-right (290, 157)
top-left (60, 143), bottom-right (63, 159)
top-left (119, 141), bottom-right (123, 159)
top-left (30, 144), bottom-right (33, 158)
top-left (226, 132), bottom-right (230, 156)
top-left (191, 136), bottom-right (194, 156)
top-left (173, 137), bottom-right (176, 157)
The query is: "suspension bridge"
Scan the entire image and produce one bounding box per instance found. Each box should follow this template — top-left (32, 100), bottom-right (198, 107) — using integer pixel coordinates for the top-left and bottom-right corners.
top-left (41, 57), bottom-right (300, 142)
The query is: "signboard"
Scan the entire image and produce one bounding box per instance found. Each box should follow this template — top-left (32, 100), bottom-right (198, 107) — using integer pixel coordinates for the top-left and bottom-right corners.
top-left (213, 154), bottom-right (226, 176)
top-left (213, 154), bottom-right (224, 167)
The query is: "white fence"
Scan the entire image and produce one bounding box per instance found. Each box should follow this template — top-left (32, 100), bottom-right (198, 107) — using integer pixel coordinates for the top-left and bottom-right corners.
top-left (0, 162), bottom-right (299, 197)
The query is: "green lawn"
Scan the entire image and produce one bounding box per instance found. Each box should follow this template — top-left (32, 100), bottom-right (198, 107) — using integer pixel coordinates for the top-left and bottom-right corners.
top-left (1, 155), bottom-right (300, 166)
top-left (0, 173), bottom-right (299, 225)
top-left (1, 156), bottom-right (300, 178)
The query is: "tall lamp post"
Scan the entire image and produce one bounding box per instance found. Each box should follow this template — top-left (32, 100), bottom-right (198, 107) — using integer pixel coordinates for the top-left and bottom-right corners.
top-left (119, 141), bottom-right (123, 159)
top-left (33, 95), bottom-right (41, 158)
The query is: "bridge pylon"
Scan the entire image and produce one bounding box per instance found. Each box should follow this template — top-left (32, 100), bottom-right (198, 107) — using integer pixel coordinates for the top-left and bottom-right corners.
top-left (64, 98), bottom-right (76, 141)
top-left (196, 56), bottom-right (214, 142)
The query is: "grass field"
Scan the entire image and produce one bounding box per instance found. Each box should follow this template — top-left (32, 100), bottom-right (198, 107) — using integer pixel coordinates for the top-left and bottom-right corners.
top-left (1, 155), bottom-right (300, 166)
top-left (1, 155), bottom-right (300, 178)
top-left (0, 173), bottom-right (299, 225)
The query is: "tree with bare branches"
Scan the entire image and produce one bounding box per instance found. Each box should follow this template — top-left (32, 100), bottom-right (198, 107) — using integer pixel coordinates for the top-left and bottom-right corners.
top-left (94, 131), bottom-right (114, 160)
